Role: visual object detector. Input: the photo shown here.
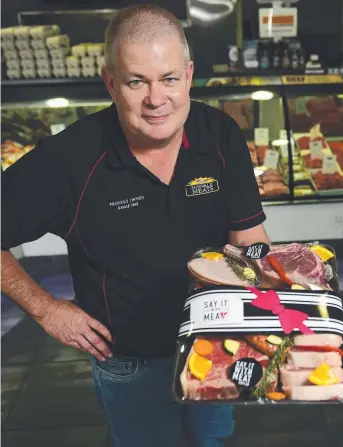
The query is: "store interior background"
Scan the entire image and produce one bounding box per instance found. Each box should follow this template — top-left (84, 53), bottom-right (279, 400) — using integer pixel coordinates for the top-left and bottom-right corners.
top-left (1, 1), bottom-right (343, 446)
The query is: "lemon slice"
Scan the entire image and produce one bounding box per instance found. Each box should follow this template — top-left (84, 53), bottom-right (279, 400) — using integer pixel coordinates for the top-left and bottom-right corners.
top-left (310, 245), bottom-right (334, 262)
top-left (243, 267), bottom-right (256, 280)
top-left (308, 362), bottom-right (339, 386)
top-left (201, 252), bottom-right (223, 261)
top-left (189, 352), bottom-right (212, 381)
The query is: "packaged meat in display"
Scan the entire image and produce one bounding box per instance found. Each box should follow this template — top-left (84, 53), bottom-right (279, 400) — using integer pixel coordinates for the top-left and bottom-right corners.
top-left (173, 243), bottom-right (343, 404)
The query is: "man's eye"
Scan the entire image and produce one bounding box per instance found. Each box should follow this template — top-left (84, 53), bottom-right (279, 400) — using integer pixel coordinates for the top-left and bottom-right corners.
top-left (128, 80), bottom-right (143, 88)
top-left (164, 77), bottom-right (178, 85)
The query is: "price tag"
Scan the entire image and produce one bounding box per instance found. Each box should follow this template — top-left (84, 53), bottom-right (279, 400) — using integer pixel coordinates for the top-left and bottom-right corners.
top-left (310, 140), bottom-right (323, 159)
top-left (322, 155), bottom-right (337, 174)
top-left (50, 124), bottom-right (66, 135)
top-left (254, 128), bottom-right (269, 146)
top-left (264, 149), bottom-right (279, 169)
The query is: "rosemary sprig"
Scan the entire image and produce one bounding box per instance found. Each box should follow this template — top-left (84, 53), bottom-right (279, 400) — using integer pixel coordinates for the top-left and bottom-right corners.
top-left (253, 336), bottom-right (294, 399)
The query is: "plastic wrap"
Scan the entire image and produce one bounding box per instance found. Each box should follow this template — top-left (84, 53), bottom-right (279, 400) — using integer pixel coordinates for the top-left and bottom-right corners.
top-left (173, 242), bottom-right (343, 404)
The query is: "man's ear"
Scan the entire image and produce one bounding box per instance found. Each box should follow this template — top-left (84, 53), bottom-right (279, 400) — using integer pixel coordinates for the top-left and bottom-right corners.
top-left (102, 66), bottom-right (116, 102)
top-left (186, 61), bottom-right (194, 89)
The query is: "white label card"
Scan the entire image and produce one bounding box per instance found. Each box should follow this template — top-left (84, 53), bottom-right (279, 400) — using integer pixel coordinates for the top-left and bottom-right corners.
top-left (190, 293), bottom-right (244, 328)
top-left (310, 140), bottom-right (323, 159)
top-left (322, 155), bottom-right (337, 174)
top-left (254, 128), bottom-right (269, 146)
top-left (50, 124), bottom-right (66, 135)
top-left (264, 149), bottom-right (280, 169)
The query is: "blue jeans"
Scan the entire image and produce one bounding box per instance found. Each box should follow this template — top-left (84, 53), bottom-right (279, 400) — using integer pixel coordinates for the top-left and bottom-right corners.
top-left (90, 355), bottom-right (235, 447)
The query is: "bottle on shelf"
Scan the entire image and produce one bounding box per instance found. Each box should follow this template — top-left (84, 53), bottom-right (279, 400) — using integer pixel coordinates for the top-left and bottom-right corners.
top-left (281, 41), bottom-right (291, 70)
top-left (272, 40), bottom-right (281, 69)
top-left (258, 40), bottom-right (270, 70)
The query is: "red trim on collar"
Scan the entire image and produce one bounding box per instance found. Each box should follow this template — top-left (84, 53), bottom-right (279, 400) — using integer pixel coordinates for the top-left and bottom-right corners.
top-left (183, 131), bottom-right (189, 150)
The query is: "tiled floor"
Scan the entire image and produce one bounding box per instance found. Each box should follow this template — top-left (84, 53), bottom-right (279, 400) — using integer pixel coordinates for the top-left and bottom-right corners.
top-left (1, 254), bottom-right (343, 447)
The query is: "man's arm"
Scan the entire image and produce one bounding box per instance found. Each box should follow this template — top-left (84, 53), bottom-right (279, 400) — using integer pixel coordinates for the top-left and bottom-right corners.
top-left (229, 223), bottom-right (270, 246)
top-left (1, 251), bottom-right (113, 361)
top-left (2, 140), bottom-right (112, 361)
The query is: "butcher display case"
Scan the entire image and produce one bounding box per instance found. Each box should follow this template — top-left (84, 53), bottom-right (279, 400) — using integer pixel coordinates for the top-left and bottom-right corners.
top-left (2, 75), bottom-right (343, 204)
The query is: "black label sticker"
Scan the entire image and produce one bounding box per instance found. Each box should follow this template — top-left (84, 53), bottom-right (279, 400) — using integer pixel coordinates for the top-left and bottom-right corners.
top-left (244, 243), bottom-right (270, 260)
top-left (229, 358), bottom-right (263, 388)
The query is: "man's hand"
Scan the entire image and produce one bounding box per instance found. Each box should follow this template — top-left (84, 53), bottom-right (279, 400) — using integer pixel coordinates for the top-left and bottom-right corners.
top-left (37, 300), bottom-right (113, 361)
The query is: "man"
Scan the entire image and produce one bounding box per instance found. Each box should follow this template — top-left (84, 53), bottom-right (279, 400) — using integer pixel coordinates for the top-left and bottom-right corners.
top-left (1, 5), bottom-right (269, 447)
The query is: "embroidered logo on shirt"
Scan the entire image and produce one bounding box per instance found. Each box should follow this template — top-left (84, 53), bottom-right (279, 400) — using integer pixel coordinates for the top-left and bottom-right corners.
top-left (109, 196), bottom-right (144, 211)
top-left (185, 177), bottom-right (219, 197)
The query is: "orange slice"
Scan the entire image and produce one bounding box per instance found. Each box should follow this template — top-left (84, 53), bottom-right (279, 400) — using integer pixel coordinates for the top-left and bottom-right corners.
top-left (201, 252), bottom-right (223, 261)
top-left (189, 352), bottom-right (212, 381)
top-left (310, 245), bottom-right (334, 262)
top-left (308, 362), bottom-right (339, 386)
top-left (194, 339), bottom-right (214, 357)
top-left (266, 392), bottom-right (286, 401)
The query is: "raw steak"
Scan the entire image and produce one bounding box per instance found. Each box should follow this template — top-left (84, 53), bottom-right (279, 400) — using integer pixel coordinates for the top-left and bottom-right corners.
top-left (180, 338), bottom-right (275, 401)
top-left (257, 243), bottom-right (326, 289)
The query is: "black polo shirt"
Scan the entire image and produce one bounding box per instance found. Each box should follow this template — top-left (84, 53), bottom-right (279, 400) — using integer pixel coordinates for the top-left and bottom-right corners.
top-left (2, 101), bottom-right (265, 358)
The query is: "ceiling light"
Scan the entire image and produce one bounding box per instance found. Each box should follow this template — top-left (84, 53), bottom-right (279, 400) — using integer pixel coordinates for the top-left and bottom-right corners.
top-left (251, 90), bottom-right (274, 101)
top-left (45, 97), bottom-right (70, 108)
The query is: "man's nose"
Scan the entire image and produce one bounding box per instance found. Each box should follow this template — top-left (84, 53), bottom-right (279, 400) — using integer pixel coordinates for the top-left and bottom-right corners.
top-left (145, 82), bottom-right (167, 108)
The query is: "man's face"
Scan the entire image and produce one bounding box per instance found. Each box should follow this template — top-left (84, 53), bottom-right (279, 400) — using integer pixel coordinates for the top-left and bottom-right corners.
top-left (103, 35), bottom-right (194, 143)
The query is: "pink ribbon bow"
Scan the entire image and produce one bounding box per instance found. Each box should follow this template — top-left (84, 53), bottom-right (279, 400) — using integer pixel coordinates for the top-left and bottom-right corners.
top-left (246, 287), bottom-right (314, 335)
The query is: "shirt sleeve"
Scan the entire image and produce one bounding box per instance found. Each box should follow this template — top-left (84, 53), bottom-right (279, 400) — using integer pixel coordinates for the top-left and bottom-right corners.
top-left (1, 140), bottom-right (73, 250)
top-left (224, 118), bottom-right (266, 231)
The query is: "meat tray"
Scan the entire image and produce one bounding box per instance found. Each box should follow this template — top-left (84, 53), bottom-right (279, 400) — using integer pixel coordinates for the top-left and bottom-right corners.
top-left (172, 243), bottom-right (343, 405)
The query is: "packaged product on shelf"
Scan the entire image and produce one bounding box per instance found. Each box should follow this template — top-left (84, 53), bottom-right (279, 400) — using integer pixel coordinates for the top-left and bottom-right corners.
top-left (19, 48), bottom-right (34, 62)
top-left (173, 243), bottom-right (343, 404)
top-left (71, 43), bottom-right (88, 58)
top-left (51, 59), bottom-right (66, 70)
top-left (15, 39), bottom-right (31, 51)
top-left (81, 65), bottom-right (96, 77)
top-left (50, 48), bottom-right (69, 60)
top-left (22, 67), bottom-right (36, 79)
top-left (52, 66), bottom-right (66, 78)
top-left (37, 66), bottom-right (52, 78)
top-left (29, 25), bottom-right (59, 40)
top-left (31, 39), bottom-right (46, 51)
top-left (87, 43), bottom-right (104, 57)
top-left (2, 40), bottom-right (16, 52)
top-left (34, 48), bottom-right (50, 61)
top-left (14, 26), bottom-right (30, 40)
top-left (46, 34), bottom-right (70, 50)
top-left (21, 59), bottom-right (35, 71)
top-left (66, 56), bottom-right (79, 69)
top-left (96, 55), bottom-right (105, 69)
top-left (6, 68), bottom-right (21, 80)
top-left (67, 66), bottom-right (81, 78)
top-left (6, 59), bottom-right (20, 71)
top-left (3, 49), bottom-right (19, 61)
top-left (81, 55), bottom-right (96, 68)
top-left (1, 27), bottom-right (16, 42)
top-left (36, 59), bottom-right (51, 70)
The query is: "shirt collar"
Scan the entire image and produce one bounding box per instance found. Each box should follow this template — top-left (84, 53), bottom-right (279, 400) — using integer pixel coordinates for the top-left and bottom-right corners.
top-left (103, 101), bottom-right (207, 169)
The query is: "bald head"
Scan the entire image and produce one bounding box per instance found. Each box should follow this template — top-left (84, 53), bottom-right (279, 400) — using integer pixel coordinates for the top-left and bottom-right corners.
top-left (104, 5), bottom-right (190, 70)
